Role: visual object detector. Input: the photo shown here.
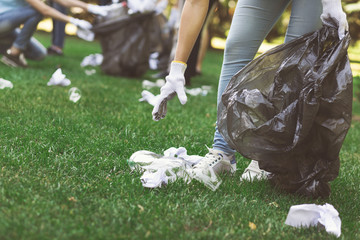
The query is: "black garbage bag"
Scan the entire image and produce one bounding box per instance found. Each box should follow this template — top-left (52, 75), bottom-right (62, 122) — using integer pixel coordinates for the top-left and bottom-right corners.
top-left (92, 12), bottom-right (154, 77)
top-left (218, 19), bottom-right (353, 198)
top-left (148, 14), bottom-right (174, 71)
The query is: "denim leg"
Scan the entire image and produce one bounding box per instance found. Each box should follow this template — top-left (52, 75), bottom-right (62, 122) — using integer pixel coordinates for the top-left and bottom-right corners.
top-left (0, 31), bottom-right (14, 54)
top-left (212, 0), bottom-right (292, 155)
top-left (13, 29), bottom-right (46, 60)
top-left (50, 1), bottom-right (67, 48)
top-left (0, 6), bottom-right (43, 51)
top-left (213, 0), bottom-right (323, 155)
top-left (284, 0), bottom-right (322, 43)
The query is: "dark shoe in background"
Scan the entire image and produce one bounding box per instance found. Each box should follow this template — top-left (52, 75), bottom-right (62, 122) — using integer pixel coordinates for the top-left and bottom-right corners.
top-left (1, 49), bottom-right (28, 68)
top-left (47, 46), bottom-right (63, 56)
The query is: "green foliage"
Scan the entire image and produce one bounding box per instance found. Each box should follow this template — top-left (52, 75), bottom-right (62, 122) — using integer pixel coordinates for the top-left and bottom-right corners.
top-left (0, 33), bottom-right (359, 239)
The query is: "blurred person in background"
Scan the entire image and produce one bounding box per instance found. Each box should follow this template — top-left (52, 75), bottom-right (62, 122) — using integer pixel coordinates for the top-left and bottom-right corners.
top-left (0, 0), bottom-right (109, 68)
top-left (47, 1), bottom-right (67, 56)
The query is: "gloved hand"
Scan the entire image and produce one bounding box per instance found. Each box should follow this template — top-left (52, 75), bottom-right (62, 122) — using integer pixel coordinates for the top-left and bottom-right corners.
top-left (321, 0), bottom-right (348, 39)
top-left (152, 61), bottom-right (187, 121)
top-left (87, 4), bottom-right (109, 17)
top-left (69, 17), bottom-right (92, 30)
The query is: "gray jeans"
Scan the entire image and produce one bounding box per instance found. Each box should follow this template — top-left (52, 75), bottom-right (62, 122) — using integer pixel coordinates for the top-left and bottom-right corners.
top-left (213, 0), bottom-right (323, 155)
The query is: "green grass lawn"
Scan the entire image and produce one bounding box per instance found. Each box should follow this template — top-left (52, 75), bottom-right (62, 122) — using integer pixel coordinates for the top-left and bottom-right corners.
top-left (0, 32), bottom-right (359, 239)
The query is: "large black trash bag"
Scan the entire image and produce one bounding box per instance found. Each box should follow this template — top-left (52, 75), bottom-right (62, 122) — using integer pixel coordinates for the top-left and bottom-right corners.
top-left (218, 19), bottom-right (353, 198)
top-left (92, 12), bottom-right (155, 77)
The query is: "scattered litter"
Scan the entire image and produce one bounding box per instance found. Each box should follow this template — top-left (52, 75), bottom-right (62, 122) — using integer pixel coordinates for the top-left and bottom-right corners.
top-left (149, 52), bottom-right (160, 70)
top-left (128, 147), bottom-right (222, 191)
top-left (139, 90), bottom-right (161, 106)
top-left (80, 54), bottom-right (103, 67)
top-left (85, 69), bottom-right (96, 76)
top-left (0, 78), bottom-right (13, 89)
top-left (139, 80), bottom-right (211, 106)
top-left (47, 68), bottom-right (71, 86)
top-left (68, 87), bottom-right (81, 103)
top-left (127, 0), bottom-right (167, 14)
top-left (142, 79), bottom-right (165, 89)
top-left (185, 86), bottom-right (211, 96)
top-left (77, 28), bottom-right (95, 42)
top-left (285, 203), bottom-right (341, 237)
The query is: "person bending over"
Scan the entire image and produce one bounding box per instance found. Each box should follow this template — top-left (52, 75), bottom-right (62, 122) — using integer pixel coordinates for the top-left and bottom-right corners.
top-left (0, 0), bottom-right (109, 68)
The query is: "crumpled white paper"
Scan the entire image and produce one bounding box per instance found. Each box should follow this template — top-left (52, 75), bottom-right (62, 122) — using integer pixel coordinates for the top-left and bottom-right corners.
top-left (0, 78), bottom-right (13, 89)
top-left (127, 0), bottom-right (167, 14)
top-left (85, 69), bottom-right (96, 76)
top-left (185, 86), bottom-right (211, 96)
top-left (77, 28), bottom-right (95, 42)
top-left (47, 68), bottom-right (71, 86)
top-left (142, 79), bottom-right (165, 89)
top-left (139, 90), bottom-right (161, 106)
top-left (285, 203), bottom-right (341, 237)
top-left (68, 87), bottom-right (81, 103)
top-left (80, 54), bottom-right (103, 67)
top-left (129, 147), bottom-right (223, 190)
top-left (139, 85), bottom-right (209, 106)
top-left (139, 84), bottom-right (211, 106)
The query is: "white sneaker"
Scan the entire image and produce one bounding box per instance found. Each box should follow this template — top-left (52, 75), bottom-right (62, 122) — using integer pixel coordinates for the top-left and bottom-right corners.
top-left (188, 148), bottom-right (236, 191)
top-left (240, 160), bottom-right (269, 182)
top-left (193, 148), bottom-right (236, 175)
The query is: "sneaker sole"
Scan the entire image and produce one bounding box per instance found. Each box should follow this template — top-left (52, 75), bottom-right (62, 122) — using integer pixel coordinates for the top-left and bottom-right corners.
top-left (1, 56), bottom-right (24, 68)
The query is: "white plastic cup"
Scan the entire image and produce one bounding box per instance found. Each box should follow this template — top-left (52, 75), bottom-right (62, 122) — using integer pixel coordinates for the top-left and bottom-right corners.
top-left (68, 87), bottom-right (81, 103)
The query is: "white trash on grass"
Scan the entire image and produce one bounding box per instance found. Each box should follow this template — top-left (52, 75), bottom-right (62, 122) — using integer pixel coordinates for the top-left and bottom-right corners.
top-left (47, 68), bottom-right (71, 87)
top-left (285, 203), bottom-right (341, 237)
top-left (68, 87), bottom-right (81, 103)
top-left (0, 78), bottom-right (13, 89)
top-left (139, 80), bottom-right (212, 106)
top-left (80, 54), bottom-right (103, 67)
top-left (139, 90), bottom-right (161, 106)
top-left (129, 147), bottom-right (223, 191)
top-left (85, 69), bottom-right (96, 76)
top-left (77, 28), bottom-right (95, 42)
top-left (142, 79), bottom-right (165, 89)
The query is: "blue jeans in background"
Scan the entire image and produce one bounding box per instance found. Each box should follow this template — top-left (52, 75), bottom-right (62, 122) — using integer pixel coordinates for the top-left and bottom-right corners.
top-left (49, 1), bottom-right (67, 49)
top-left (0, 6), bottom-right (46, 60)
top-left (212, 0), bottom-right (323, 155)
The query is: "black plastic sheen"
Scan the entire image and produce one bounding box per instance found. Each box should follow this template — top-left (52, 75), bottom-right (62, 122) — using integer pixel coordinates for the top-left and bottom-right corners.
top-left (92, 12), bottom-right (154, 77)
top-left (218, 19), bottom-right (353, 198)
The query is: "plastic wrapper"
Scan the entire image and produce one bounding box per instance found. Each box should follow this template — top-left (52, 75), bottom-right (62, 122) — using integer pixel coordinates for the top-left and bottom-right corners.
top-left (0, 78), bottom-right (13, 89)
top-left (218, 19), bottom-right (353, 198)
top-left (128, 147), bottom-right (222, 191)
top-left (68, 87), bottom-right (81, 103)
top-left (92, 11), bottom-right (155, 77)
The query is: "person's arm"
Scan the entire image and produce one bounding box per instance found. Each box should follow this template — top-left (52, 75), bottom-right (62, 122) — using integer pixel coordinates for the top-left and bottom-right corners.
top-left (174, 0), bottom-right (209, 63)
top-left (151, 0), bottom-right (209, 121)
top-left (52, 0), bottom-right (88, 9)
top-left (54, 0), bottom-right (110, 17)
top-left (26, 0), bottom-right (92, 29)
top-left (26, 0), bottom-right (71, 22)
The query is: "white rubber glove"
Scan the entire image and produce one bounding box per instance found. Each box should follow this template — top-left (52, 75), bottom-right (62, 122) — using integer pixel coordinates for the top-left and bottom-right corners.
top-left (87, 4), bottom-right (109, 17)
top-left (152, 61), bottom-right (187, 121)
top-left (321, 0), bottom-right (348, 39)
top-left (69, 17), bottom-right (92, 30)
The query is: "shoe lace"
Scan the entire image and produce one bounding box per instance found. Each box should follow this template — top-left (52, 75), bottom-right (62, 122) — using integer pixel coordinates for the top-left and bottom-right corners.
top-left (194, 149), bottom-right (222, 169)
